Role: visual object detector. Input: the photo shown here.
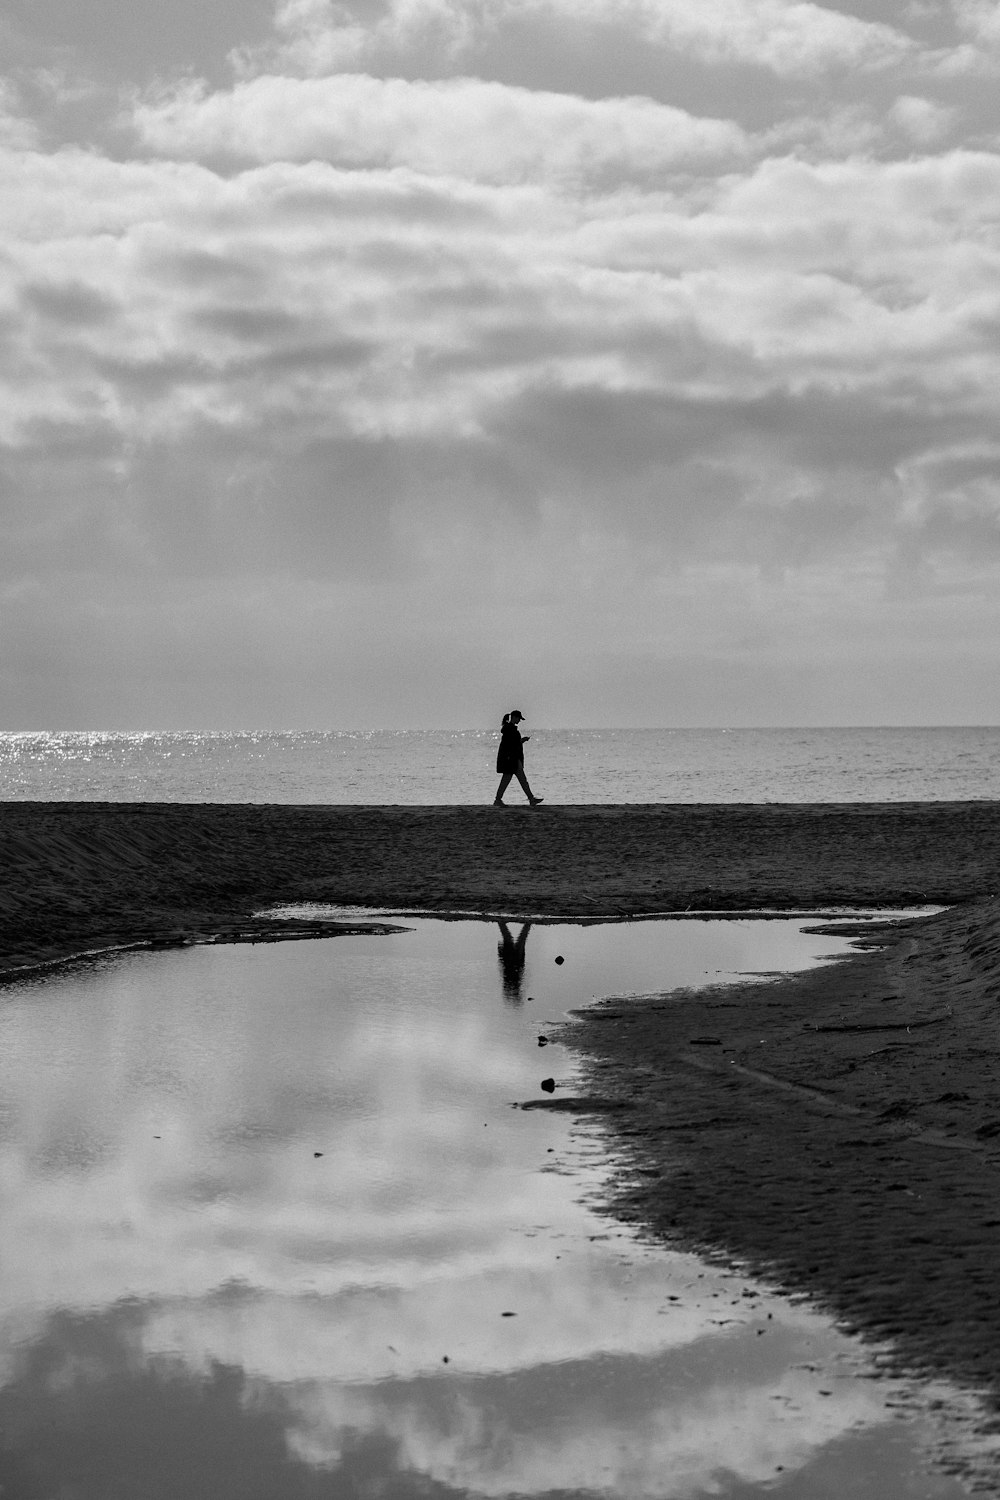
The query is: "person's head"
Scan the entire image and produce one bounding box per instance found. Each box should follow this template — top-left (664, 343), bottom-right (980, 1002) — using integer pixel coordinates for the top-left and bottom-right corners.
top-left (509, 709), bottom-right (524, 724)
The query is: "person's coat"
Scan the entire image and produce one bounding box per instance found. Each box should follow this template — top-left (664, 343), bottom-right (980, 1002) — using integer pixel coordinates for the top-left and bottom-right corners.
top-left (496, 722), bottom-right (524, 774)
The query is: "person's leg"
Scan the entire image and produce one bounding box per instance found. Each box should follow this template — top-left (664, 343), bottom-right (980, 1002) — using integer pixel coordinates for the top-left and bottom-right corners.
top-left (513, 766), bottom-right (542, 804)
top-left (495, 772), bottom-right (513, 804)
top-left (514, 767), bottom-right (543, 805)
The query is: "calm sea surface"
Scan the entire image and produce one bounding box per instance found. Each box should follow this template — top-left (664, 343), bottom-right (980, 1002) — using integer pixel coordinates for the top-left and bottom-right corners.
top-left (1, 727), bottom-right (998, 804)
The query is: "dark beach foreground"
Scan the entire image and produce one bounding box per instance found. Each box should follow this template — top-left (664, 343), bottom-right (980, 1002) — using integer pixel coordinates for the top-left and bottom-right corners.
top-left (2, 800), bottom-right (1000, 972)
top-left (4, 801), bottom-right (1000, 1482)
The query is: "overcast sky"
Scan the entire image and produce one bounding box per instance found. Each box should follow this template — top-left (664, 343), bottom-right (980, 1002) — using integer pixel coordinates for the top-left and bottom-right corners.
top-left (3, 0), bottom-right (1000, 728)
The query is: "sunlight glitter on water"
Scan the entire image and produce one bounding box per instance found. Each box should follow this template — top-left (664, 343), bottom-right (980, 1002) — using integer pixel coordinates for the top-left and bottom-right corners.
top-left (0, 919), bottom-right (974, 1498)
top-left (4, 726), bottom-right (1000, 802)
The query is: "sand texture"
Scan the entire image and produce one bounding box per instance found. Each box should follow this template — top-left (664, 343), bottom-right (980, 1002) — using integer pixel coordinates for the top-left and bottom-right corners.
top-left (2, 801), bottom-right (1000, 975)
top-left (559, 898), bottom-right (1000, 1480)
top-left (4, 800), bottom-right (1000, 1479)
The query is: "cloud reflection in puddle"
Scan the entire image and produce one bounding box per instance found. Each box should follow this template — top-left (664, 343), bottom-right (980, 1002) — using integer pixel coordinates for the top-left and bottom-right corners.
top-left (0, 919), bottom-right (971, 1497)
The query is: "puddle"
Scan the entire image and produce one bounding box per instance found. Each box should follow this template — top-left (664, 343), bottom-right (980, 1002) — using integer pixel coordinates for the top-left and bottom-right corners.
top-left (0, 917), bottom-right (973, 1498)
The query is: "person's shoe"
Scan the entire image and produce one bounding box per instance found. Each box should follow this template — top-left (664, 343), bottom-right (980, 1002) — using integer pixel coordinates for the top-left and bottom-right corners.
top-left (529, 797), bottom-right (544, 806)
top-left (493, 800), bottom-right (506, 806)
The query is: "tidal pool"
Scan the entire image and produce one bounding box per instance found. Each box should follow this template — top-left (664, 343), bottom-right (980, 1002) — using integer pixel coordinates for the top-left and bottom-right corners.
top-left (0, 917), bottom-right (971, 1498)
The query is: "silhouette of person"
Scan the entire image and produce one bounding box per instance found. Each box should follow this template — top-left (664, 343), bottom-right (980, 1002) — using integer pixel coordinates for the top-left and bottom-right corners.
top-left (494, 710), bottom-right (543, 806)
top-left (497, 920), bottom-right (532, 1003)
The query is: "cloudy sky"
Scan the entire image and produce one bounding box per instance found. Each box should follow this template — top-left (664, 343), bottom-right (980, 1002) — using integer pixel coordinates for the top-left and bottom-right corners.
top-left (3, 0), bottom-right (1000, 728)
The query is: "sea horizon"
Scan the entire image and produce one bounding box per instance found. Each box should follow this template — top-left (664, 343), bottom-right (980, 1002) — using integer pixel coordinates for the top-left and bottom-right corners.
top-left (3, 723), bottom-right (999, 732)
top-left (3, 725), bottom-right (1000, 806)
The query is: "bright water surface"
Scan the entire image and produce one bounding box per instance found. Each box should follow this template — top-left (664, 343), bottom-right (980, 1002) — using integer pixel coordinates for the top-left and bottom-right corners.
top-left (0, 919), bottom-right (972, 1498)
top-left (2, 726), bottom-right (1000, 802)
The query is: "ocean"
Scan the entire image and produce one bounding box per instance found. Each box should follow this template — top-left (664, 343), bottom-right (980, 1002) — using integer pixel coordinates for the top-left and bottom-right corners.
top-left (1, 726), bottom-right (998, 804)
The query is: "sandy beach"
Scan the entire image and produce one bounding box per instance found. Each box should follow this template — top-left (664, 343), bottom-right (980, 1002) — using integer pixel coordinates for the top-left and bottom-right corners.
top-left (3, 801), bottom-right (1000, 973)
top-left (4, 800), bottom-right (1000, 1481)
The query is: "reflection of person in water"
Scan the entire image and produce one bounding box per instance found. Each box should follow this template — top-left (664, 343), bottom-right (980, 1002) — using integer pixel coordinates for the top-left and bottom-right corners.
top-left (494, 710), bottom-right (543, 806)
top-left (497, 920), bottom-right (532, 1004)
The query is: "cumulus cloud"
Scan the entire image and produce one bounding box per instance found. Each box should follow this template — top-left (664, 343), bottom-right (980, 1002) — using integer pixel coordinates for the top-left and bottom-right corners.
top-left (3, 0), bottom-right (1000, 723)
top-left (0, 82), bottom-right (38, 150)
top-left (889, 92), bottom-right (957, 144)
top-left (7, 141), bottom-right (1000, 581)
top-left (267, 0), bottom-right (915, 79)
top-left (951, 0), bottom-right (1000, 47)
top-left (131, 73), bottom-right (750, 184)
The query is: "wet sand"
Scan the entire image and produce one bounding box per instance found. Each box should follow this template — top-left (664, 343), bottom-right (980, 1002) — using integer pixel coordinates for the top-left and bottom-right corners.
top-left (4, 801), bottom-right (1000, 1480)
top-left (558, 901), bottom-right (1000, 1486)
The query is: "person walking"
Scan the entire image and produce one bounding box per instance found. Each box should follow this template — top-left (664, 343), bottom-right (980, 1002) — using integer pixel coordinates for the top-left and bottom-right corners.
top-left (494, 710), bottom-right (543, 806)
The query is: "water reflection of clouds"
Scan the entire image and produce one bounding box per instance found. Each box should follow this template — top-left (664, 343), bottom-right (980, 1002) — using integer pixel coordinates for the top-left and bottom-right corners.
top-left (282, 1359), bottom-right (884, 1500)
top-left (138, 1254), bottom-right (826, 1384)
top-left (7, 1144), bottom-right (830, 1379)
top-left (0, 1298), bottom-right (896, 1500)
top-left (0, 924), bottom-right (951, 1497)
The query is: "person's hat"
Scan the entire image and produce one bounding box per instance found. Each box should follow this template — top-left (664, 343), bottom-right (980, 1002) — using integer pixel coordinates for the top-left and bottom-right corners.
top-left (510, 709), bottom-right (524, 720)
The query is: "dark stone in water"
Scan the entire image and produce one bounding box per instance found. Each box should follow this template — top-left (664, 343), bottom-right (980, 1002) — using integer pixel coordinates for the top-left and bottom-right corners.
top-left (540, 1077), bottom-right (556, 1092)
top-left (554, 955), bottom-right (564, 965)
